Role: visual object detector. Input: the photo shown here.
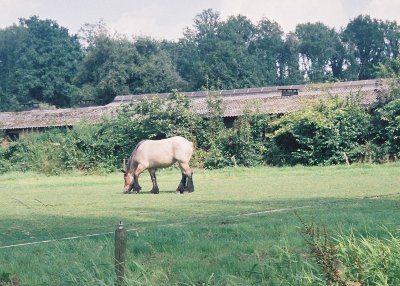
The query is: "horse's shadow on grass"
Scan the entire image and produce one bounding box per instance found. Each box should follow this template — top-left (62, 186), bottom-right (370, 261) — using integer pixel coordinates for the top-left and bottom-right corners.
top-left (119, 190), bottom-right (184, 195)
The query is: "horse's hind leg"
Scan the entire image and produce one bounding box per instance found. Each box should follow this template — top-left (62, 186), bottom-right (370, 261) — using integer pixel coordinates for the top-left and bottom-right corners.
top-left (178, 162), bottom-right (194, 193)
top-left (186, 174), bottom-right (194, 193)
top-left (149, 168), bottom-right (159, 194)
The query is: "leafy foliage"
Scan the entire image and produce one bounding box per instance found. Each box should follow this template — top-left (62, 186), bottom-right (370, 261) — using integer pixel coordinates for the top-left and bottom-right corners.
top-left (0, 16), bottom-right (82, 110)
top-left (267, 96), bottom-right (371, 165)
top-left (295, 22), bottom-right (345, 81)
top-left (2, 84), bottom-right (400, 173)
top-left (74, 34), bottom-right (138, 104)
top-left (74, 34), bottom-right (186, 105)
top-left (374, 99), bottom-right (400, 159)
top-left (342, 15), bottom-right (400, 80)
top-left (1, 12), bottom-right (400, 110)
top-left (2, 13), bottom-right (400, 171)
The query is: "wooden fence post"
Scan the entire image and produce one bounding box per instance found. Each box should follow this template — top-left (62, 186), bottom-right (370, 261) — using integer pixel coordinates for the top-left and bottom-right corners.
top-left (115, 221), bottom-right (128, 285)
top-left (343, 152), bottom-right (350, 166)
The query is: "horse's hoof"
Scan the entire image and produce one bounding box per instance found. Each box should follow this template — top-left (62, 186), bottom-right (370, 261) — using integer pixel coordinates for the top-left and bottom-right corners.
top-left (181, 187), bottom-right (194, 193)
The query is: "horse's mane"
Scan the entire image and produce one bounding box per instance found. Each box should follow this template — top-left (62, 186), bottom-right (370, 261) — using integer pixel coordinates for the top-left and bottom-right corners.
top-left (126, 140), bottom-right (146, 172)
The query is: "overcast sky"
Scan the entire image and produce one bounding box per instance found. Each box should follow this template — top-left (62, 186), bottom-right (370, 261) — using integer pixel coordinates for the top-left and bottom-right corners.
top-left (1, 0), bottom-right (400, 40)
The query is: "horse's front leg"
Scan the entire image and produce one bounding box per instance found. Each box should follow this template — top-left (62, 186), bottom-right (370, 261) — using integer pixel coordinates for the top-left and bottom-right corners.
top-left (132, 165), bottom-right (145, 193)
top-left (148, 168), bottom-right (159, 194)
top-left (132, 174), bottom-right (141, 193)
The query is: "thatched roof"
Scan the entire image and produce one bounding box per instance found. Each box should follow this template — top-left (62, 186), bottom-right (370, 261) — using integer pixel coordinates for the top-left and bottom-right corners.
top-left (0, 79), bottom-right (388, 130)
top-left (0, 106), bottom-right (117, 130)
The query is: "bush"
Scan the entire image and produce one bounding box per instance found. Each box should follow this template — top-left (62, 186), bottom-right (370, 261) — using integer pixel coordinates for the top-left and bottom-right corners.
top-left (2, 87), bottom-right (400, 174)
top-left (98, 91), bottom-right (201, 169)
top-left (60, 124), bottom-right (116, 172)
top-left (267, 96), bottom-right (371, 165)
top-left (0, 129), bottom-right (71, 174)
top-left (202, 142), bottom-right (232, 169)
top-left (229, 112), bottom-right (265, 167)
top-left (374, 99), bottom-right (400, 160)
top-left (0, 148), bottom-right (11, 174)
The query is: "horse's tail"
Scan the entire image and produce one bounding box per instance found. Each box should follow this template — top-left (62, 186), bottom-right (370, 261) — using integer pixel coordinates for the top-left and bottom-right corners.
top-left (185, 136), bottom-right (195, 150)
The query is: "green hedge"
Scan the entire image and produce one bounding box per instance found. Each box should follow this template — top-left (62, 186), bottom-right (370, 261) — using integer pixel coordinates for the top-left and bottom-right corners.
top-left (1, 84), bottom-right (400, 174)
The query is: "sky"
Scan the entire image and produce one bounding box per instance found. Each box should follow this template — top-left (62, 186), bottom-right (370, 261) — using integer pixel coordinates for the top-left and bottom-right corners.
top-left (1, 0), bottom-right (400, 40)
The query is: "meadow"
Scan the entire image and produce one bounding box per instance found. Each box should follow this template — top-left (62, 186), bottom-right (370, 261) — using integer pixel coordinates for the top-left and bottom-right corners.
top-left (1, 164), bottom-right (400, 285)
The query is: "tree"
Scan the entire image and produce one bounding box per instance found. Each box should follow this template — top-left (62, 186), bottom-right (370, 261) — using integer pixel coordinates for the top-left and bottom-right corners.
top-left (178, 10), bottom-right (274, 90)
top-left (212, 15), bottom-right (257, 89)
top-left (380, 20), bottom-right (400, 60)
top-left (278, 32), bottom-right (303, 84)
top-left (250, 19), bottom-right (285, 85)
top-left (0, 24), bottom-right (28, 111)
top-left (0, 16), bottom-right (83, 109)
top-left (75, 32), bottom-right (185, 104)
top-left (329, 31), bottom-right (347, 80)
top-left (295, 22), bottom-right (342, 82)
top-left (178, 9), bottom-right (223, 90)
top-left (342, 15), bottom-right (387, 80)
top-left (16, 16), bottom-right (82, 107)
top-left (74, 34), bottom-right (140, 104)
top-left (129, 37), bottom-right (187, 94)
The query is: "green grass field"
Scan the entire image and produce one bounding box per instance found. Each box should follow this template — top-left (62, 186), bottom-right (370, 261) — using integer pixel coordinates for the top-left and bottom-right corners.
top-left (1, 164), bottom-right (400, 285)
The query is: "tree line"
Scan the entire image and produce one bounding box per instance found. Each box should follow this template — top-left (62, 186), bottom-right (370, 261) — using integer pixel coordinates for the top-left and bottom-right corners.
top-left (1, 10), bottom-right (400, 111)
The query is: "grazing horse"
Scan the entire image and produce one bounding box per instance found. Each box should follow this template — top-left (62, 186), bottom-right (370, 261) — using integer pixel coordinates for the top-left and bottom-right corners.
top-left (121, 136), bottom-right (194, 194)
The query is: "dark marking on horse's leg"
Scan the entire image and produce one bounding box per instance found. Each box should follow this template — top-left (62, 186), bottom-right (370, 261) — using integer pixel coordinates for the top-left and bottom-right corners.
top-left (177, 162), bottom-right (193, 194)
top-left (176, 173), bottom-right (186, 193)
top-left (186, 174), bottom-right (194, 193)
top-left (149, 169), bottom-right (159, 194)
top-left (133, 174), bottom-right (141, 193)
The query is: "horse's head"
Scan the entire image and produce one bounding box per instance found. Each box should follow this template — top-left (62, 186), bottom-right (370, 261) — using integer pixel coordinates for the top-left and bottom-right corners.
top-left (120, 170), bottom-right (134, 193)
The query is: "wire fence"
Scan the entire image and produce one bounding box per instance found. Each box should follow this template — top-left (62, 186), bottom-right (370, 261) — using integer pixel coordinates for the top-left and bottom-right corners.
top-left (2, 191), bottom-right (400, 250)
top-left (0, 205), bottom-right (313, 250)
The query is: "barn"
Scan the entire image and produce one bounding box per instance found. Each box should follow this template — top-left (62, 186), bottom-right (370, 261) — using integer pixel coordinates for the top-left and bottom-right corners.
top-left (0, 79), bottom-right (388, 146)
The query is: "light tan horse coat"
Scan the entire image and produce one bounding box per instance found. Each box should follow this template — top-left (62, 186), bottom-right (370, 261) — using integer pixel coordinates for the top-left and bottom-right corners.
top-left (122, 136), bottom-right (194, 194)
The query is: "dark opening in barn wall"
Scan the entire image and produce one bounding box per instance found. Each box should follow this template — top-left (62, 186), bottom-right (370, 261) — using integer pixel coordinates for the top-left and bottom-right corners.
top-left (279, 88), bottom-right (299, 96)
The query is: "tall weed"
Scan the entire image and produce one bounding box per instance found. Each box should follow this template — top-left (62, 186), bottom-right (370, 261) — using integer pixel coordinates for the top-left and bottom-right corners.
top-left (297, 215), bottom-right (400, 285)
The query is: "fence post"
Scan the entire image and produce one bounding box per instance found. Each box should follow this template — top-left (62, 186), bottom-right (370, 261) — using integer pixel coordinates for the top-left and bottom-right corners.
top-left (115, 221), bottom-right (128, 285)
